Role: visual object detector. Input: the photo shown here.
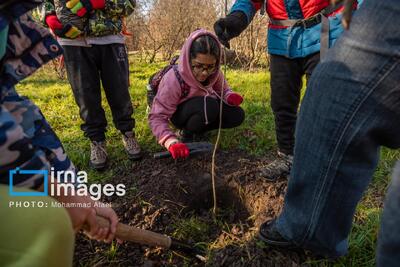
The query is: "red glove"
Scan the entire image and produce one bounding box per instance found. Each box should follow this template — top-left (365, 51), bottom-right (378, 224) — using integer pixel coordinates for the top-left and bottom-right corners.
top-left (168, 143), bottom-right (189, 159)
top-left (66, 0), bottom-right (105, 17)
top-left (45, 15), bottom-right (63, 30)
top-left (45, 15), bottom-right (81, 39)
top-left (226, 93), bottom-right (243, 106)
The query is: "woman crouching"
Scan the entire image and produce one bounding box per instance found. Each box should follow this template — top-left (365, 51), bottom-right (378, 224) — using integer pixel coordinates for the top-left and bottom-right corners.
top-left (149, 29), bottom-right (245, 159)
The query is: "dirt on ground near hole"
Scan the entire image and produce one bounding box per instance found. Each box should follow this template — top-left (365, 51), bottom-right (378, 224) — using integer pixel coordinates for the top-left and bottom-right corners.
top-left (74, 150), bottom-right (308, 266)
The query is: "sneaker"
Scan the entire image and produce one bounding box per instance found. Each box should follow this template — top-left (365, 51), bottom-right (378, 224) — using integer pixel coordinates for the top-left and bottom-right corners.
top-left (122, 131), bottom-right (142, 160)
top-left (259, 220), bottom-right (336, 259)
top-left (90, 141), bottom-right (108, 170)
top-left (259, 151), bottom-right (293, 181)
top-left (258, 219), bottom-right (293, 247)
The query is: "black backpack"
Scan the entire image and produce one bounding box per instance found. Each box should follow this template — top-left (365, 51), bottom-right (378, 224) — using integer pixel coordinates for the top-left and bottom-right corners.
top-left (146, 56), bottom-right (190, 109)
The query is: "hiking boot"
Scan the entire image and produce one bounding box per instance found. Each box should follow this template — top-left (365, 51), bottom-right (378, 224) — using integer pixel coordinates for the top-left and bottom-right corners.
top-left (259, 151), bottom-right (293, 181)
top-left (122, 131), bottom-right (142, 160)
top-left (90, 141), bottom-right (108, 170)
top-left (258, 219), bottom-right (293, 247)
top-left (259, 220), bottom-right (337, 259)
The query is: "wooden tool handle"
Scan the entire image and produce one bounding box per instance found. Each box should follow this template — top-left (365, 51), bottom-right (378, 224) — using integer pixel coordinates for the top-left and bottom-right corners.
top-left (84, 215), bottom-right (172, 249)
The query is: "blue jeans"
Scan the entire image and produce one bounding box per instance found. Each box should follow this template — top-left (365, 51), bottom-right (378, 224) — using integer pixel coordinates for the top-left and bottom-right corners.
top-left (377, 163), bottom-right (400, 267)
top-left (275, 0), bottom-right (400, 258)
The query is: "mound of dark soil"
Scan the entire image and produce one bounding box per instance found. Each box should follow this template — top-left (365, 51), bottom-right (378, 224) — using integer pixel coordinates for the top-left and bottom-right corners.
top-left (74, 150), bottom-right (308, 266)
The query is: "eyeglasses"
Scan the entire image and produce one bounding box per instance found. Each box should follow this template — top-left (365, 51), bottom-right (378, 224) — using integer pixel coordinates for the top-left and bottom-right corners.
top-left (191, 62), bottom-right (216, 74)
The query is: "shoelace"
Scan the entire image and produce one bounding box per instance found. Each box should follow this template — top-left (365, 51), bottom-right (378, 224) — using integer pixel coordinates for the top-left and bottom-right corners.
top-left (91, 142), bottom-right (107, 160)
top-left (124, 136), bottom-right (140, 151)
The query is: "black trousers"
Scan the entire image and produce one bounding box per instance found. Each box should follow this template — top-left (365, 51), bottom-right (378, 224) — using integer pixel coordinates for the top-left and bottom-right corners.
top-left (171, 96), bottom-right (245, 133)
top-left (63, 44), bottom-right (134, 142)
top-left (270, 52), bottom-right (320, 155)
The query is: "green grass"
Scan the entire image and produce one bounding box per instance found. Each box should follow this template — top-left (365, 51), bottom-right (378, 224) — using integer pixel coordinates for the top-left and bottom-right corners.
top-left (16, 58), bottom-right (400, 266)
top-left (172, 216), bottom-right (211, 242)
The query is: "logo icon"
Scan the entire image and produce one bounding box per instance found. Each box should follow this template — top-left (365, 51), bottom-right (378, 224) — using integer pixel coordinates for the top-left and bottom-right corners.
top-left (9, 168), bottom-right (48, 197)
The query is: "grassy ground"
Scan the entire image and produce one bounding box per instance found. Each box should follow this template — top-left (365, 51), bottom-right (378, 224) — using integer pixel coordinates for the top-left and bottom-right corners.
top-left (16, 57), bottom-right (399, 266)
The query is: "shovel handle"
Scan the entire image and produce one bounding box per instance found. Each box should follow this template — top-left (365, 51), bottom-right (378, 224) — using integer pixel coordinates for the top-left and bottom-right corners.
top-left (84, 215), bottom-right (172, 249)
top-left (153, 151), bottom-right (171, 159)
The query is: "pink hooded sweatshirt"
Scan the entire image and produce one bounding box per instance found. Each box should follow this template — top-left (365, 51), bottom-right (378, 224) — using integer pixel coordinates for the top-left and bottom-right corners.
top-left (148, 29), bottom-right (235, 148)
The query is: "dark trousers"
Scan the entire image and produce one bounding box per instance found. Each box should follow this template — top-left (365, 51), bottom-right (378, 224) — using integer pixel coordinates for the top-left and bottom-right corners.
top-left (378, 163), bottom-right (400, 267)
top-left (276, 0), bottom-right (400, 257)
top-left (270, 52), bottom-right (320, 155)
top-left (171, 96), bottom-right (245, 133)
top-left (63, 44), bottom-right (134, 142)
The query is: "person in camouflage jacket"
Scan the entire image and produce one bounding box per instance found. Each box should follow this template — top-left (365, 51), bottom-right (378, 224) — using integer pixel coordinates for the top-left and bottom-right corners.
top-left (0, 3), bottom-right (71, 187)
top-left (42, 0), bottom-right (135, 37)
top-left (41, 0), bottom-right (142, 170)
top-left (0, 1), bottom-right (120, 266)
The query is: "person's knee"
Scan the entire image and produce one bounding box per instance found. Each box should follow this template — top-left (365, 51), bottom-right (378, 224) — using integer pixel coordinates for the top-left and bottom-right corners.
top-left (47, 204), bottom-right (75, 243)
top-left (205, 97), bottom-right (220, 123)
top-left (223, 106), bottom-right (245, 128)
top-left (235, 107), bottom-right (245, 126)
top-left (185, 98), bottom-right (220, 132)
top-left (30, 201), bottom-right (75, 266)
top-left (185, 114), bottom-right (207, 133)
top-left (0, 190), bottom-right (75, 267)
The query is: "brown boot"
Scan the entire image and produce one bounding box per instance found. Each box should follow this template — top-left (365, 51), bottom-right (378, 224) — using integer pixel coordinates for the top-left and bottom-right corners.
top-left (122, 131), bottom-right (142, 160)
top-left (259, 151), bottom-right (293, 181)
top-left (90, 141), bottom-right (108, 170)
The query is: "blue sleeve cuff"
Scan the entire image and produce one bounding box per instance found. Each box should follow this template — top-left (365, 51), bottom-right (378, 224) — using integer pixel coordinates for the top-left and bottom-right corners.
top-left (230, 0), bottom-right (257, 24)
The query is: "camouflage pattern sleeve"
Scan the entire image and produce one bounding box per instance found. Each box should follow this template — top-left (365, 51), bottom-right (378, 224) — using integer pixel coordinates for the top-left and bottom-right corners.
top-left (0, 10), bottom-right (75, 189)
top-left (0, 102), bottom-right (50, 189)
top-left (105, 0), bottom-right (136, 17)
top-left (0, 93), bottom-right (76, 189)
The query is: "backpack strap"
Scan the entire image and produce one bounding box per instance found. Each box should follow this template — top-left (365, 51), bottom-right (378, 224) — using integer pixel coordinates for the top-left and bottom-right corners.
top-left (172, 65), bottom-right (190, 97)
top-left (169, 55), bottom-right (179, 65)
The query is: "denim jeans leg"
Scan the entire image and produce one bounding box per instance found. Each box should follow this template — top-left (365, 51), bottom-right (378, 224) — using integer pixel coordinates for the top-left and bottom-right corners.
top-left (377, 162), bottom-right (400, 267)
top-left (274, 0), bottom-right (400, 258)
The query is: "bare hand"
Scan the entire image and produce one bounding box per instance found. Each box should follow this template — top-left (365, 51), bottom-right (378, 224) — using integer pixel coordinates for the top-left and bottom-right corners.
top-left (93, 204), bottom-right (121, 243)
top-left (54, 193), bottom-right (120, 243)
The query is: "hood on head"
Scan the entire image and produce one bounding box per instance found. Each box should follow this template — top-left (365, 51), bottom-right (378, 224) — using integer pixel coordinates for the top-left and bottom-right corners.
top-left (178, 29), bottom-right (222, 89)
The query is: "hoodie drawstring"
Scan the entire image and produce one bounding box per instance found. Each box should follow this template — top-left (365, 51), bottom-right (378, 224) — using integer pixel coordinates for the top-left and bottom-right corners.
top-left (203, 88), bottom-right (228, 126)
top-left (204, 94), bottom-right (209, 125)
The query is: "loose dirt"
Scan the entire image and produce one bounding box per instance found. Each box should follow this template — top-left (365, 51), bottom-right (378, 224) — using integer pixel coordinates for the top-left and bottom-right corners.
top-left (74, 150), bottom-right (309, 266)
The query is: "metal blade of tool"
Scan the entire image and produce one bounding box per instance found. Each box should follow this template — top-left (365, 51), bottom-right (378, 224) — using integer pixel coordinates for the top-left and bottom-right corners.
top-left (153, 142), bottom-right (213, 159)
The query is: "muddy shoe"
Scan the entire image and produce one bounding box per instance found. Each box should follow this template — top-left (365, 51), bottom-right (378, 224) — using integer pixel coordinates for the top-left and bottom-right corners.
top-left (90, 141), bottom-right (108, 170)
top-left (122, 131), bottom-right (142, 160)
top-left (258, 219), bottom-right (293, 247)
top-left (259, 151), bottom-right (293, 181)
